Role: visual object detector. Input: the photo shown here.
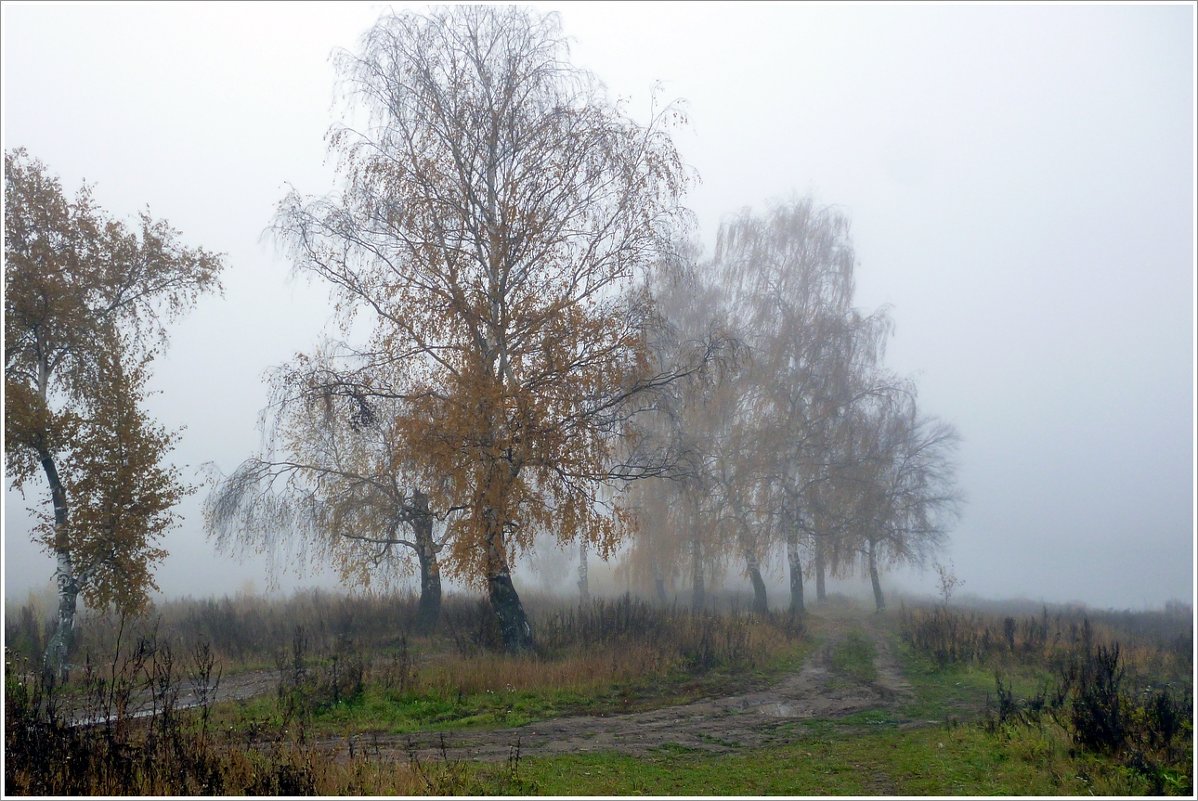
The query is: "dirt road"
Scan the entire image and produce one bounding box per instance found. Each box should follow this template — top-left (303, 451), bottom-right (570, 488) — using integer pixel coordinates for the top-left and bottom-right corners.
top-left (68, 667), bottom-right (278, 727)
top-left (321, 612), bottom-right (917, 763)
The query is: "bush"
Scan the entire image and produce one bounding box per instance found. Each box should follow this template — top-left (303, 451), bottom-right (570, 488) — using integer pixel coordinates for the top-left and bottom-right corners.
top-left (981, 633), bottom-right (1192, 796)
top-left (1062, 642), bottom-right (1126, 754)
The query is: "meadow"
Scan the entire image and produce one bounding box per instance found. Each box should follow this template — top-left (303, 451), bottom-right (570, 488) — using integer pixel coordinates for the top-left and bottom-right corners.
top-left (4, 590), bottom-right (1192, 795)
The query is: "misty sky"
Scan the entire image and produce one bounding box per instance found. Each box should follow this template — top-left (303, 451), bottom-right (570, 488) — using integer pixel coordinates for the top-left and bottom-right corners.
top-left (2, 2), bottom-right (1193, 610)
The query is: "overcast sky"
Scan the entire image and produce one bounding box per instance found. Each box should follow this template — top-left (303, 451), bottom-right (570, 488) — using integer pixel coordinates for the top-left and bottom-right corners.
top-left (3, 2), bottom-right (1193, 611)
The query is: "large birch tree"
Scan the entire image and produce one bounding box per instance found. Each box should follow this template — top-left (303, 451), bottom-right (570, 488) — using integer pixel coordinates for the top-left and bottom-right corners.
top-left (269, 7), bottom-right (704, 650)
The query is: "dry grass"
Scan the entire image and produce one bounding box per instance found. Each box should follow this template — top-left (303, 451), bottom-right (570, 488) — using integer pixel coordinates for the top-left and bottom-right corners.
top-left (899, 600), bottom-right (1192, 684)
top-left (4, 591), bottom-right (804, 795)
top-left (416, 640), bottom-right (668, 697)
top-left (5, 588), bottom-right (424, 672)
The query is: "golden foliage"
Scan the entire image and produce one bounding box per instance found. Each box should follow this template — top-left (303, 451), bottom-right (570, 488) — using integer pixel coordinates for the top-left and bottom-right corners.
top-left (272, 7), bottom-right (696, 595)
top-left (4, 148), bottom-right (223, 615)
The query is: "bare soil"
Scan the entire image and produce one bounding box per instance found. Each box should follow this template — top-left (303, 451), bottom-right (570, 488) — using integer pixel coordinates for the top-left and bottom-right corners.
top-left (318, 611), bottom-right (918, 764)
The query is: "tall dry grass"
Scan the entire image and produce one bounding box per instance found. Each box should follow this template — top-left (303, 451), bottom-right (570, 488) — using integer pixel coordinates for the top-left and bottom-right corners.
top-left (898, 600), bottom-right (1192, 683)
top-left (5, 589), bottom-right (804, 698)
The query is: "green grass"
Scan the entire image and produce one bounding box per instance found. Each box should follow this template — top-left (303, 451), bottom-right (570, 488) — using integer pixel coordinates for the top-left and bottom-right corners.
top-left (461, 723), bottom-right (1158, 795)
top-left (310, 685), bottom-right (582, 733)
top-left (828, 629), bottom-right (877, 685)
top-left (892, 631), bottom-right (1049, 724)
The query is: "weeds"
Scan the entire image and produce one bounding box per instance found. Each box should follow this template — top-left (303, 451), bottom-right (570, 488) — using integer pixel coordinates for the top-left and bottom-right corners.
top-left (5, 642), bottom-right (240, 795)
top-left (979, 629), bottom-right (1192, 795)
top-left (4, 642), bottom-right (476, 796)
top-left (271, 625), bottom-right (367, 734)
top-left (899, 600), bottom-right (1192, 684)
top-left (1059, 640), bottom-right (1125, 753)
top-left (984, 672), bottom-right (1048, 730)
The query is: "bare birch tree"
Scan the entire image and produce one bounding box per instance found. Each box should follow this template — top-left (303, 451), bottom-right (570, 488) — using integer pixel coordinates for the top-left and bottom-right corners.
top-left (835, 389), bottom-right (963, 611)
top-left (204, 347), bottom-right (448, 632)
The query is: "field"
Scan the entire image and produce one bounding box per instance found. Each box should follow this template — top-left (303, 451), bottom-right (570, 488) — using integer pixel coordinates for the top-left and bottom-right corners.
top-left (4, 591), bottom-right (1193, 795)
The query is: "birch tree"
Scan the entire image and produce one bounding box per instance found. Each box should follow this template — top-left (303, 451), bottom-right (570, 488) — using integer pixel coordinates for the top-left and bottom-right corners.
top-left (204, 349), bottom-right (448, 632)
top-left (609, 240), bottom-right (738, 608)
top-left (835, 389), bottom-right (962, 611)
top-left (4, 149), bottom-right (223, 679)
top-left (620, 477), bottom-right (680, 603)
top-left (701, 360), bottom-right (776, 614)
top-left (715, 197), bottom-right (889, 613)
top-left (272, 7), bottom-right (705, 650)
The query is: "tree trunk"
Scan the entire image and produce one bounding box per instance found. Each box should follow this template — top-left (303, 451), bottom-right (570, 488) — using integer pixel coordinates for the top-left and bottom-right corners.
top-left (650, 554), bottom-right (667, 605)
top-left (46, 555), bottom-right (79, 685)
top-left (786, 529), bottom-right (804, 614)
top-left (653, 575), bottom-right (668, 605)
top-left (577, 538), bottom-right (590, 606)
top-left (814, 535), bottom-right (827, 603)
top-left (745, 550), bottom-right (768, 616)
top-left (484, 519), bottom-right (533, 652)
top-left (868, 539), bottom-right (885, 612)
top-left (39, 450), bottom-right (77, 682)
top-left (411, 490), bottom-right (441, 634)
top-left (690, 533), bottom-right (705, 611)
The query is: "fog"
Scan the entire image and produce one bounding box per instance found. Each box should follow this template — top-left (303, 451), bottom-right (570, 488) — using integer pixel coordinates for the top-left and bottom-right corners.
top-left (3, 3), bottom-right (1193, 612)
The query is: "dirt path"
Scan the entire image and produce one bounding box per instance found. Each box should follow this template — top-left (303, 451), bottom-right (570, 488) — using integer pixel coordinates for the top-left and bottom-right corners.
top-left (68, 667), bottom-right (278, 727)
top-left (321, 611), bottom-right (916, 763)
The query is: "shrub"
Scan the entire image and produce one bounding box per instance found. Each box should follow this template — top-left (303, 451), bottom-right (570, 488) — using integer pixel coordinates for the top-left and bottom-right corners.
top-left (1063, 642), bottom-right (1126, 754)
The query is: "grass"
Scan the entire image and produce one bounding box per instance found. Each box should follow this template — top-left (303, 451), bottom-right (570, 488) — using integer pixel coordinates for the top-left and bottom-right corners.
top-left (210, 626), bottom-right (813, 738)
top-left (4, 594), bottom-right (812, 796)
top-left (443, 607), bottom-right (1187, 796)
top-left (6, 593), bottom-right (1191, 796)
top-left (442, 603), bottom-right (1191, 796)
top-left (467, 720), bottom-right (1162, 796)
top-left (828, 628), bottom-right (877, 685)
top-left (896, 638), bottom-right (1047, 723)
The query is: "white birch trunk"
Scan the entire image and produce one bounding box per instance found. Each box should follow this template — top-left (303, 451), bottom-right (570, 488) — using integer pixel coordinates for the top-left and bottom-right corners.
top-left (577, 538), bottom-right (590, 605)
